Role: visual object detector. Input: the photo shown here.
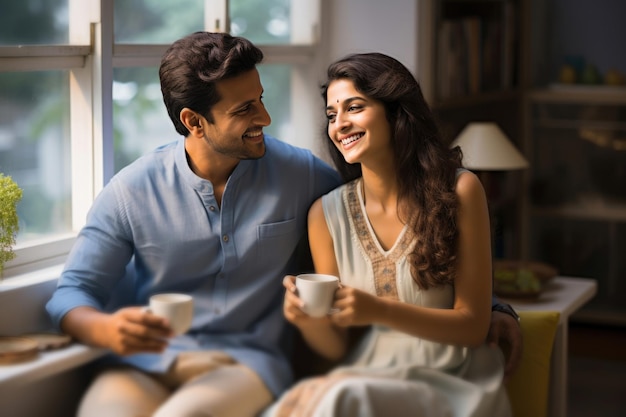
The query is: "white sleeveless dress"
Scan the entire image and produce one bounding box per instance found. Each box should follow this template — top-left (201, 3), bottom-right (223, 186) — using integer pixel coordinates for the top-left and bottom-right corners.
top-left (266, 178), bottom-right (512, 417)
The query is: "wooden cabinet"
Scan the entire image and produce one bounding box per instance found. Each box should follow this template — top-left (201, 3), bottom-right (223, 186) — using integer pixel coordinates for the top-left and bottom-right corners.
top-left (524, 90), bottom-right (626, 324)
top-left (521, 0), bottom-right (626, 324)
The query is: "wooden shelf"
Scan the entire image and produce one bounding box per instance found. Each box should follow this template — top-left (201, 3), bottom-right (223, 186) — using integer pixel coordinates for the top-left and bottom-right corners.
top-left (529, 87), bottom-right (626, 104)
top-left (432, 89), bottom-right (520, 110)
top-left (532, 117), bottom-right (626, 131)
top-left (532, 203), bottom-right (626, 222)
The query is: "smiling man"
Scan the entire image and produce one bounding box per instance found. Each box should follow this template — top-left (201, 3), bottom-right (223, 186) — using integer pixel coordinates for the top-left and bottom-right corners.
top-left (46, 32), bottom-right (341, 417)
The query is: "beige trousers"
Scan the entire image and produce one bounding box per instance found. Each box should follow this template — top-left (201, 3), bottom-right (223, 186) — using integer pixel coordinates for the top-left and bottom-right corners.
top-left (77, 351), bottom-right (273, 417)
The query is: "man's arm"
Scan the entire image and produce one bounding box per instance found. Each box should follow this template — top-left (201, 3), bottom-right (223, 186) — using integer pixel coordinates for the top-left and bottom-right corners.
top-left (489, 296), bottom-right (523, 381)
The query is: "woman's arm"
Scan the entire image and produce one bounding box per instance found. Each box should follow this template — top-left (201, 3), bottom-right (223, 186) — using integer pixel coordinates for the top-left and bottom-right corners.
top-left (283, 198), bottom-right (348, 361)
top-left (330, 171), bottom-right (493, 347)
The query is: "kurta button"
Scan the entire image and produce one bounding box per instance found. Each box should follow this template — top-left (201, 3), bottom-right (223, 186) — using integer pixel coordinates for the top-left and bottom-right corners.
top-left (209, 206), bottom-right (216, 211)
top-left (222, 235), bottom-right (229, 242)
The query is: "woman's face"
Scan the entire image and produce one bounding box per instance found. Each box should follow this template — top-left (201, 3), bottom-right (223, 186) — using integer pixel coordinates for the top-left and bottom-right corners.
top-left (325, 78), bottom-right (392, 166)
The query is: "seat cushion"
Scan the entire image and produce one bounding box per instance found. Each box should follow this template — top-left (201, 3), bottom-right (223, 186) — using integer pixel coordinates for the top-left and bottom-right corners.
top-left (506, 310), bottom-right (560, 417)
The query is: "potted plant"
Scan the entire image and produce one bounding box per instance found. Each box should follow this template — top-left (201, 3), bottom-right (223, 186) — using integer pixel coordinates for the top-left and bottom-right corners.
top-left (0, 173), bottom-right (22, 278)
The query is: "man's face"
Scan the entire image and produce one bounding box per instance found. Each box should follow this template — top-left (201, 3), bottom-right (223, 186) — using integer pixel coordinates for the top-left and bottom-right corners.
top-left (202, 68), bottom-right (271, 160)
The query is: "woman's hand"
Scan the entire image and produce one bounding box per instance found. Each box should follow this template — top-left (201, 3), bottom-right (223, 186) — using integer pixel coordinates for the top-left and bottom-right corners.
top-left (282, 275), bottom-right (331, 328)
top-left (283, 275), bottom-right (348, 360)
top-left (330, 285), bottom-right (383, 327)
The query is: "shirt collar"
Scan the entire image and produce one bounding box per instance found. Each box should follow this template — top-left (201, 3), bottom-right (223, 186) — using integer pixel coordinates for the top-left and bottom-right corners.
top-left (175, 138), bottom-right (255, 194)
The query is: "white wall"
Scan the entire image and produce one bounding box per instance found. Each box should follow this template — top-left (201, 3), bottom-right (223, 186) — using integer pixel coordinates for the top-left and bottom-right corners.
top-left (320, 0), bottom-right (419, 75)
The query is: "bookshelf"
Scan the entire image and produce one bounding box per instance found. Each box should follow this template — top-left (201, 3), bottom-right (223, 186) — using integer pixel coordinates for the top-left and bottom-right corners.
top-left (418, 0), bottom-right (527, 260)
top-left (434, 0), bottom-right (518, 102)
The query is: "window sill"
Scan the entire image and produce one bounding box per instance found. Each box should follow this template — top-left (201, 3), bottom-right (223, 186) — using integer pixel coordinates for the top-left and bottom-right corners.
top-left (0, 264), bottom-right (107, 388)
top-left (0, 343), bottom-right (107, 388)
top-left (0, 264), bottom-right (64, 291)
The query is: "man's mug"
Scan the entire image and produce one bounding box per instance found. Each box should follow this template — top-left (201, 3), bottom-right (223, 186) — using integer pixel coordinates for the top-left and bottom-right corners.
top-left (146, 293), bottom-right (194, 335)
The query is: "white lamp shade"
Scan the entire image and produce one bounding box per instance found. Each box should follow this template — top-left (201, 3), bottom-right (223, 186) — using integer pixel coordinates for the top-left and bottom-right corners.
top-left (451, 122), bottom-right (529, 171)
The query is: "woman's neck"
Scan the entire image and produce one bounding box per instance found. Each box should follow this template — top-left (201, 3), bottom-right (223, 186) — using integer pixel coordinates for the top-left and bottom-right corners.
top-left (360, 167), bottom-right (398, 212)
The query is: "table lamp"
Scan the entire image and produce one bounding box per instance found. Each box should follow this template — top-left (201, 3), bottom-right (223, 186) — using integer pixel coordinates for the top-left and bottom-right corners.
top-left (450, 122), bottom-right (528, 171)
top-left (450, 122), bottom-right (528, 258)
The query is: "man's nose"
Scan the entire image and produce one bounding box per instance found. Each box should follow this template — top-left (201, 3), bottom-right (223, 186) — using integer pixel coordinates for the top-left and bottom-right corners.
top-left (257, 105), bottom-right (271, 127)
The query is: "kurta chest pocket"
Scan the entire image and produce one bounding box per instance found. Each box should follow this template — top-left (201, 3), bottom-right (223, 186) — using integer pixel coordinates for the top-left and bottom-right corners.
top-left (256, 218), bottom-right (299, 258)
top-left (257, 218), bottom-right (297, 239)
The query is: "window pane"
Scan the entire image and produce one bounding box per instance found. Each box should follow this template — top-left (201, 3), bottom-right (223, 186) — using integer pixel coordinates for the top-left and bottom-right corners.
top-left (113, 67), bottom-right (174, 172)
top-left (114, 0), bottom-right (317, 45)
top-left (0, 0), bottom-right (69, 45)
top-left (114, 0), bottom-right (204, 43)
top-left (231, 0), bottom-right (318, 45)
top-left (0, 71), bottom-right (72, 243)
top-left (231, 0), bottom-right (290, 44)
top-left (258, 64), bottom-right (291, 142)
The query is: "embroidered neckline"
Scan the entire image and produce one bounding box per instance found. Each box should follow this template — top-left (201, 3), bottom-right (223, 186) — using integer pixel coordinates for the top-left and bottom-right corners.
top-left (344, 179), bottom-right (414, 300)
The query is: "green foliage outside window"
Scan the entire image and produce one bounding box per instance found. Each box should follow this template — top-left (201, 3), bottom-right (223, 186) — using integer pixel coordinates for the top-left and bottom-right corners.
top-left (0, 174), bottom-right (23, 276)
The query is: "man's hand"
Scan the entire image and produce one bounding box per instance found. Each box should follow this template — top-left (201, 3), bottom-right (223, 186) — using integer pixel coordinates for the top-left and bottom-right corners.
top-left (61, 306), bottom-right (172, 356)
top-left (487, 310), bottom-right (523, 382)
top-left (102, 307), bottom-right (173, 355)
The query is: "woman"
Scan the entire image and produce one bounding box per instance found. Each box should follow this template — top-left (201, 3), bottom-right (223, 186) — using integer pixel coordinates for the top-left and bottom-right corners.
top-left (266, 52), bottom-right (512, 417)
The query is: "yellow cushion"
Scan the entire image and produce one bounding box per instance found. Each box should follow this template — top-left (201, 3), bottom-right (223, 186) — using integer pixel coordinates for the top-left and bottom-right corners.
top-left (506, 310), bottom-right (560, 417)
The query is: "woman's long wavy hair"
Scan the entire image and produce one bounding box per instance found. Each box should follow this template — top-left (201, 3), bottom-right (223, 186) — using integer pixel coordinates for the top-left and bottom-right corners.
top-left (321, 52), bottom-right (463, 289)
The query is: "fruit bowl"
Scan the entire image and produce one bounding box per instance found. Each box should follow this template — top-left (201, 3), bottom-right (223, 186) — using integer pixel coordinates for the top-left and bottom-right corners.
top-left (493, 260), bottom-right (558, 299)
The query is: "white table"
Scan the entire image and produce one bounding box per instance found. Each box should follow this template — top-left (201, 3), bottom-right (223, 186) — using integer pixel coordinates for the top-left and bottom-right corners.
top-left (501, 276), bottom-right (597, 417)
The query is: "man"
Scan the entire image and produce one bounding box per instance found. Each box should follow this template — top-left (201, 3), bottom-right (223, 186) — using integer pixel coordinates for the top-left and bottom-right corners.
top-left (47, 32), bottom-right (521, 417)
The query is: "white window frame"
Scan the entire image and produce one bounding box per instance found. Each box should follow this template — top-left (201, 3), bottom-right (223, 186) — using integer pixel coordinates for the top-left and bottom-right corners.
top-left (0, 0), bottom-right (322, 281)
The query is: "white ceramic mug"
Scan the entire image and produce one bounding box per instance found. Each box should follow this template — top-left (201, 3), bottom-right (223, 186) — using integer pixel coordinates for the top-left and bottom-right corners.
top-left (147, 293), bottom-right (194, 336)
top-left (295, 274), bottom-right (339, 318)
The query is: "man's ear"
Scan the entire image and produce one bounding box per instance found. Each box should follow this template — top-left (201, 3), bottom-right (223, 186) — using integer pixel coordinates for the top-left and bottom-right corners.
top-left (180, 108), bottom-right (203, 134)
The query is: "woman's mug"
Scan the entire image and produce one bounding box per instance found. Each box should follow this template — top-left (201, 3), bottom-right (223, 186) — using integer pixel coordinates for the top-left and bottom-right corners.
top-left (295, 274), bottom-right (339, 318)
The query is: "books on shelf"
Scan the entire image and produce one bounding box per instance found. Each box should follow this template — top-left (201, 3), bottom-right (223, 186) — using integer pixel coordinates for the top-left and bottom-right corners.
top-left (436, 7), bottom-right (516, 101)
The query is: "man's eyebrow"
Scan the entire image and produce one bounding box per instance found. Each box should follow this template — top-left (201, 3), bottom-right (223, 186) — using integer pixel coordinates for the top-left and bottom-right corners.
top-left (228, 99), bottom-right (255, 113)
top-left (228, 90), bottom-right (264, 114)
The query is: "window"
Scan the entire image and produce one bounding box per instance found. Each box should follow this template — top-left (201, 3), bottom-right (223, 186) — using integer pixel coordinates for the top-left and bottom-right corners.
top-left (0, 0), bottom-right (321, 279)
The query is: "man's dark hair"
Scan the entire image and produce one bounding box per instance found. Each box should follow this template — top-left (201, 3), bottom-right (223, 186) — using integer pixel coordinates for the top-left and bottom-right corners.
top-left (159, 31), bottom-right (264, 136)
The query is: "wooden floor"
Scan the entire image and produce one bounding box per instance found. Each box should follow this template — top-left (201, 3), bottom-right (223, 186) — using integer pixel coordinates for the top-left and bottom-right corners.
top-left (567, 322), bottom-right (626, 417)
